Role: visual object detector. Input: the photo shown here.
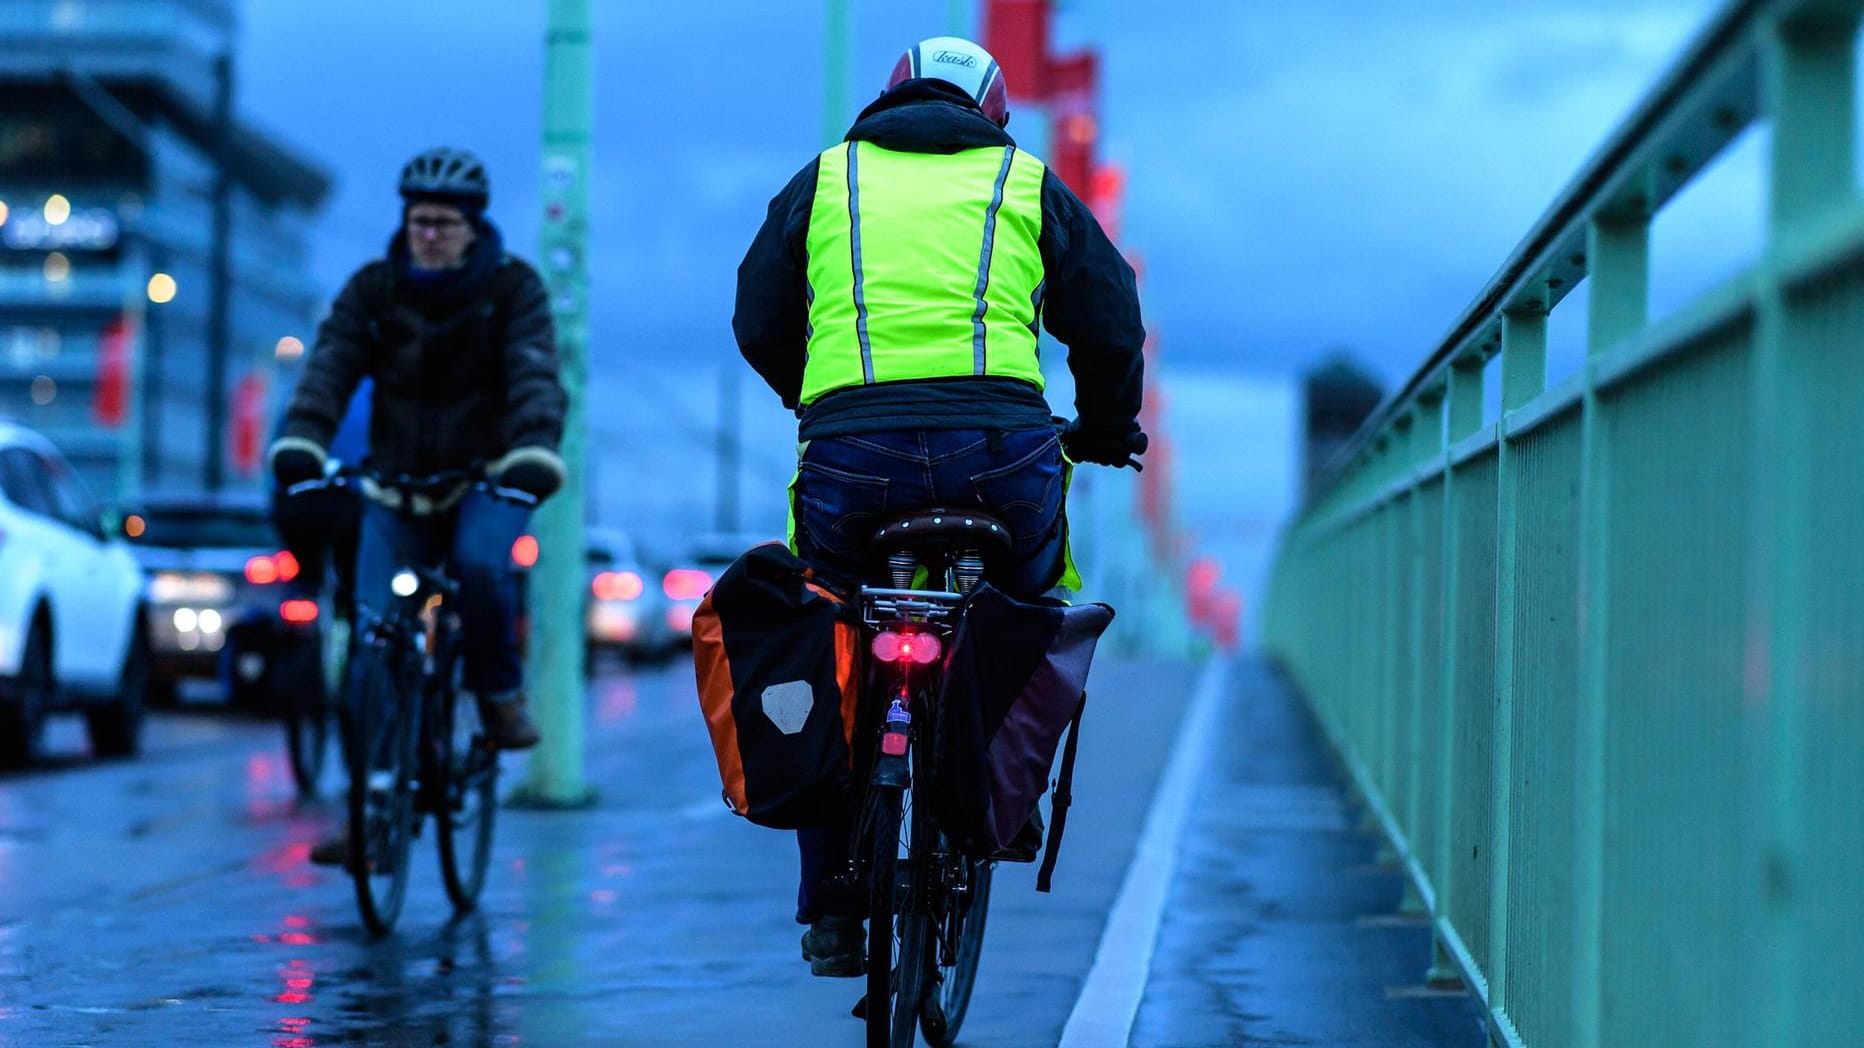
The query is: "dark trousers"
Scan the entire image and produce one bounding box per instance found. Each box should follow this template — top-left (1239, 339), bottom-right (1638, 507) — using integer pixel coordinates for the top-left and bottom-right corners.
top-left (791, 426), bottom-right (1066, 922)
top-left (353, 489), bottom-right (532, 697)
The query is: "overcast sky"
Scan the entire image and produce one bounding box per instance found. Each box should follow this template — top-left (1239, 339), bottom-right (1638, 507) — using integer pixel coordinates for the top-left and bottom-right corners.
top-left (236, 0), bottom-right (1758, 608)
top-left (238, 0), bottom-right (1744, 386)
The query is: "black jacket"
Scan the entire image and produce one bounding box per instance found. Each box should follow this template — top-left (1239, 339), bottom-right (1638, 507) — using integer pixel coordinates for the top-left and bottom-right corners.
top-left (282, 224), bottom-right (566, 476)
top-left (733, 79), bottom-right (1146, 442)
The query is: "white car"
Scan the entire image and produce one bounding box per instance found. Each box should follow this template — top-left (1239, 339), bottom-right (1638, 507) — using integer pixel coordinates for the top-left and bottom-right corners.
top-left (0, 423), bottom-right (150, 767)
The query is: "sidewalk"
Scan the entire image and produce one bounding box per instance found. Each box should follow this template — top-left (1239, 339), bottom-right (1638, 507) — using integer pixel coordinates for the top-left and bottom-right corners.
top-left (1130, 659), bottom-right (1489, 1047)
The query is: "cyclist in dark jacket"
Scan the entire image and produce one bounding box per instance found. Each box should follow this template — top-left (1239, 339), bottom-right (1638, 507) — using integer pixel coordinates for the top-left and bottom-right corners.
top-left (271, 148), bottom-right (567, 758)
top-left (733, 36), bottom-right (1147, 977)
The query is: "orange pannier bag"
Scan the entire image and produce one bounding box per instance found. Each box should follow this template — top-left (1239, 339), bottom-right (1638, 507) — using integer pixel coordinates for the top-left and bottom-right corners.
top-left (692, 543), bottom-right (860, 828)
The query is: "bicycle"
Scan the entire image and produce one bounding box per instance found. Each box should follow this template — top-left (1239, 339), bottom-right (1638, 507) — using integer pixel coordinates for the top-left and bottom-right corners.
top-left (848, 508), bottom-right (1012, 1048)
top-left (342, 467), bottom-right (536, 935)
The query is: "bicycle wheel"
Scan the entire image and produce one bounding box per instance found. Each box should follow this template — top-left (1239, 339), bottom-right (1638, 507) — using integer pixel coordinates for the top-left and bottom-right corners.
top-left (864, 784), bottom-right (907, 1048)
top-left (920, 858), bottom-right (993, 1046)
top-left (892, 787), bottom-right (938, 1047)
top-left (435, 682), bottom-right (499, 911)
top-left (282, 641), bottom-right (328, 796)
top-left (347, 646), bottom-right (418, 935)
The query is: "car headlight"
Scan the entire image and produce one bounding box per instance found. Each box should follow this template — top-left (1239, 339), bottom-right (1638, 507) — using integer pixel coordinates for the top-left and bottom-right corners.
top-left (150, 572), bottom-right (235, 605)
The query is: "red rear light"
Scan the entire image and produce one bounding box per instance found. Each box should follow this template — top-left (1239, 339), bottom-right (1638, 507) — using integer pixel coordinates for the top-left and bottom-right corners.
top-left (871, 630), bottom-right (941, 665)
top-left (274, 550), bottom-right (300, 582)
top-left (592, 570), bottom-right (644, 602)
top-left (662, 568), bottom-right (712, 601)
top-left (246, 556), bottom-right (279, 585)
top-left (512, 534), bottom-right (540, 568)
top-left (280, 599), bottom-right (318, 624)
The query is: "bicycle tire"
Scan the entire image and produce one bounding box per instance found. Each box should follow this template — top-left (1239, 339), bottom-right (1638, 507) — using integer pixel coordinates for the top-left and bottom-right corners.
top-left (920, 858), bottom-right (993, 1046)
top-left (347, 647), bottom-right (417, 935)
top-left (865, 784), bottom-right (905, 1048)
top-left (285, 690), bottom-right (328, 796)
top-left (435, 683), bottom-right (498, 911)
top-left (893, 786), bottom-right (937, 1048)
top-left (282, 642), bottom-right (328, 796)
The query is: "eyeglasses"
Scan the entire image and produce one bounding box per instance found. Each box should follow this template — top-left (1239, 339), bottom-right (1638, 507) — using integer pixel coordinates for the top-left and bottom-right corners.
top-left (408, 215), bottom-right (469, 233)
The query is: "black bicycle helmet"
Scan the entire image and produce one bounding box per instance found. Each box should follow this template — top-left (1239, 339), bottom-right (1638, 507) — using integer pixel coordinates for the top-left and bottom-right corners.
top-left (398, 147), bottom-right (490, 209)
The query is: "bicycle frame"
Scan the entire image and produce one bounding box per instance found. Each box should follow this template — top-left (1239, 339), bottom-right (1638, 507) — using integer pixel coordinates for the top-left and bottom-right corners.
top-left (849, 550), bottom-right (998, 1047)
top-left (344, 469), bottom-right (531, 933)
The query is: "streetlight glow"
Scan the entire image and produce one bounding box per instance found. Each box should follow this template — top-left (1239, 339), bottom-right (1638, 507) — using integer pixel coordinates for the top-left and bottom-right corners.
top-left (43, 194), bottom-right (70, 226)
top-left (147, 272), bottom-right (177, 304)
top-left (275, 336), bottom-right (305, 360)
top-left (44, 252), bottom-right (71, 282)
top-left (0, 199), bottom-right (10, 227)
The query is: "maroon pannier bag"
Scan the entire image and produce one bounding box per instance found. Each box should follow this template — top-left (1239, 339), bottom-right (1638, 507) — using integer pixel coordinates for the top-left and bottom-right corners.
top-left (931, 584), bottom-right (1113, 889)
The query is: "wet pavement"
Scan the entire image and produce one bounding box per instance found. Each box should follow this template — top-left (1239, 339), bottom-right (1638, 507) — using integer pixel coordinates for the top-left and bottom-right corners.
top-left (1132, 662), bottom-right (1489, 1048)
top-left (0, 654), bottom-right (1486, 1046)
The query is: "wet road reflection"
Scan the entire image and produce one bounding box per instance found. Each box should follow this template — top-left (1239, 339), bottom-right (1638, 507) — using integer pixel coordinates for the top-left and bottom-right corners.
top-left (0, 656), bottom-right (1196, 1047)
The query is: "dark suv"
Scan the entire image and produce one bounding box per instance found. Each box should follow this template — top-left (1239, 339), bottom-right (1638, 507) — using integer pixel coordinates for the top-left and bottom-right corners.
top-left (121, 493), bottom-right (320, 710)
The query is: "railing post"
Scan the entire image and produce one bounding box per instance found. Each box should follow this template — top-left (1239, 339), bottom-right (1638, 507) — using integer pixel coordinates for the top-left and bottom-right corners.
top-left (1501, 306), bottom-right (1548, 413)
top-left (1486, 303), bottom-right (1548, 1042)
top-left (1447, 358), bottom-right (1485, 444)
top-left (1401, 393), bottom-right (1442, 918)
top-left (1756, 10), bottom-right (1857, 1044)
top-left (1587, 213), bottom-right (1650, 353)
top-left (1572, 207), bottom-right (1648, 1048)
top-left (1768, 6), bottom-right (1856, 240)
top-left (1430, 362), bottom-right (1484, 986)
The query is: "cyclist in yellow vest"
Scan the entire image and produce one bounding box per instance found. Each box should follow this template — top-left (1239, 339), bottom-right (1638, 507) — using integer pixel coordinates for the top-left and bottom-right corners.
top-left (733, 35), bottom-right (1147, 978)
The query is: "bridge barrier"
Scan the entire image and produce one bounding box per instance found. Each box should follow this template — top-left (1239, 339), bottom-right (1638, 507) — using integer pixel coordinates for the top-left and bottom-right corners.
top-left (1262, 2), bottom-right (1864, 1045)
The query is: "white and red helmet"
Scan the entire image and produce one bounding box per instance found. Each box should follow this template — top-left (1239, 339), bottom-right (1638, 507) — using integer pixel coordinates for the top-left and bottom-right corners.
top-left (887, 36), bottom-right (1009, 126)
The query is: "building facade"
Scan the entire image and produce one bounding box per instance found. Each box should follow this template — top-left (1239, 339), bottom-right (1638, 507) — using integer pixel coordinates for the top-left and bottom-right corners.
top-left (0, 0), bottom-right (328, 502)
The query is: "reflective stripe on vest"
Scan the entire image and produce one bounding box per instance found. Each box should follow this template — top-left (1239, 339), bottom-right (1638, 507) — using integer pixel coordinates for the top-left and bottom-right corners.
top-left (802, 141), bottom-right (1047, 406)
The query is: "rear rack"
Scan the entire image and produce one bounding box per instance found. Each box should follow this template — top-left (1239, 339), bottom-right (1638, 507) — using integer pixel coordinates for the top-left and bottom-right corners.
top-left (859, 587), bottom-right (963, 628)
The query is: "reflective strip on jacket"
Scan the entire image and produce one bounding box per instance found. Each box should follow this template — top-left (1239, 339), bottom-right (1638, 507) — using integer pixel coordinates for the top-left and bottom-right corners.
top-left (800, 141), bottom-right (1048, 406)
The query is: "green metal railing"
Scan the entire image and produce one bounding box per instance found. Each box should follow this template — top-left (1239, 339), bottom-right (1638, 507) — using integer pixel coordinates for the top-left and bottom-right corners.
top-left (1262, 2), bottom-right (1864, 1046)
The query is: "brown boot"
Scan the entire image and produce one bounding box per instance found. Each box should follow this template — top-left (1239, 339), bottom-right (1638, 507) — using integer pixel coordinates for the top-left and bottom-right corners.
top-left (482, 691), bottom-right (541, 750)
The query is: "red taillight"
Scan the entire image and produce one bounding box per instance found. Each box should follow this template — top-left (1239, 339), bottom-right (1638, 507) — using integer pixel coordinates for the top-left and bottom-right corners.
top-left (592, 570), bottom-right (644, 602)
top-left (511, 534), bottom-right (539, 568)
top-left (246, 556), bottom-right (279, 585)
top-left (274, 550), bottom-right (300, 582)
top-left (662, 568), bottom-right (712, 601)
top-left (871, 630), bottom-right (942, 665)
top-left (280, 599), bottom-right (318, 624)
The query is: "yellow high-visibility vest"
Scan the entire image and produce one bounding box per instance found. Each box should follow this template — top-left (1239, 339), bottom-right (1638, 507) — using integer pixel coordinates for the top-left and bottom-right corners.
top-left (801, 141), bottom-right (1047, 405)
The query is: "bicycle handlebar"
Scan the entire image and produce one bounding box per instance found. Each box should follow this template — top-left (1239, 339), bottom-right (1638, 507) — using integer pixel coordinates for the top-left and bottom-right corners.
top-left (285, 463), bottom-right (538, 509)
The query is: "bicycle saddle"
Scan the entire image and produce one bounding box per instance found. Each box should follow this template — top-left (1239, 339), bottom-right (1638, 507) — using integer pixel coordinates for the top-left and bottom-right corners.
top-left (869, 509), bottom-right (1014, 560)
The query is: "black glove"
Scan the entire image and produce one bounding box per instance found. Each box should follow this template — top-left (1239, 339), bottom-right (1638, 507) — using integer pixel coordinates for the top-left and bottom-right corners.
top-left (268, 438), bottom-right (328, 488)
top-left (492, 447), bottom-right (567, 501)
top-left (1061, 420), bottom-right (1148, 470)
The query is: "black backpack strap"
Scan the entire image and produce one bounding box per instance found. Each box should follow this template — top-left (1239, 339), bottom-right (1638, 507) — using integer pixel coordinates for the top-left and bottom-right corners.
top-left (1036, 690), bottom-right (1087, 893)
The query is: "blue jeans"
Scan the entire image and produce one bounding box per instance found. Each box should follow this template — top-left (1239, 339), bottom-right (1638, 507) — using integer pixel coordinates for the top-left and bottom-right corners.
top-left (791, 426), bottom-right (1066, 923)
top-left (353, 488), bottom-right (532, 697)
top-left (793, 426), bottom-right (1067, 600)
